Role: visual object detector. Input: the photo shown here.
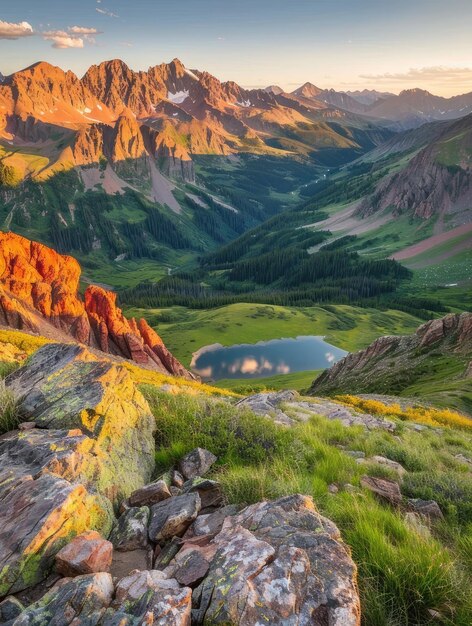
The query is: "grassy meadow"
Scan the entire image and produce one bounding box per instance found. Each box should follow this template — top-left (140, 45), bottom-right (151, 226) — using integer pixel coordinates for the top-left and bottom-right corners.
top-left (125, 302), bottom-right (422, 367)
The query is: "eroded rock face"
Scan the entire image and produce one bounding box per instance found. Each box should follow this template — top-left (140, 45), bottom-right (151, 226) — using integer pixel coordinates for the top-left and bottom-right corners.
top-left (0, 232), bottom-right (194, 379)
top-left (7, 343), bottom-right (155, 503)
top-left (0, 231), bottom-right (90, 341)
top-left (356, 114), bottom-right (472, 223)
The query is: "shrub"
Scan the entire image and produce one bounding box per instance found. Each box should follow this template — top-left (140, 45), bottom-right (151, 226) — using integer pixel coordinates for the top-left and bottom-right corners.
top-left (337, 395), bottom-right (472, 431)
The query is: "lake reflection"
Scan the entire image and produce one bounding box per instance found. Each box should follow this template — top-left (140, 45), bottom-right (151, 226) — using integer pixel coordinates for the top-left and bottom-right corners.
top-left (191, 336), bottom-right (348, 381)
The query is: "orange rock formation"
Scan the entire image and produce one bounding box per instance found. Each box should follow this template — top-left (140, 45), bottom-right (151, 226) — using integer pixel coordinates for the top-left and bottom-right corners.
top-left (0, 232), bottom-right (193, 379)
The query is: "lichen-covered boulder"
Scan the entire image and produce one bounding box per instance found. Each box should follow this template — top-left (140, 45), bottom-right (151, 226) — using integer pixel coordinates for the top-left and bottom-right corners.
top-left (102, 570), bottom-right (192, 626)
top-left (7, 573), bottom-right (114, 625)
top-left (6, 343), bottom-right (156, 502)
top-left (191, 494), bottom-right (360, 625)
top-left (110, 507), bottom-right (150, 551)
top-left (0, 342), bottom-right (155, 598)
top-left (0, 474), bottom-right (113, 597)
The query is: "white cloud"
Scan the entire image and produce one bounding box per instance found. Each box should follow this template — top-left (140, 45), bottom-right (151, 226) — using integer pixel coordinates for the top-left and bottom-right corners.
top-left (325, 351), bottom-right (336, 364)
top-left (360, 66), bottom-right (472, 85)
top-left (41, 25), bottom-right (103, 49)
top-left (0, 20), bottom-right (34, 40)
top-left (43, 30), bottom-right (84, 49)
top-left (69, 26), bottom-right (101, 35)
top-left (96, 7), bottom-right (119, 18)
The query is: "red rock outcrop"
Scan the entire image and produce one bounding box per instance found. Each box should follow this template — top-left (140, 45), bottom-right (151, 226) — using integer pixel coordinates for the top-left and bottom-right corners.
top-left (0, 232), bottom-right (193, 379)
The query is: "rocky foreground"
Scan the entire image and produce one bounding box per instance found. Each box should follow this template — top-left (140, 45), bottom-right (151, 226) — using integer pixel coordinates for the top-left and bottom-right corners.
top-left (0, 342), bottom-right (360, 625)
top-left (0, 232), bottom-right (192, 379)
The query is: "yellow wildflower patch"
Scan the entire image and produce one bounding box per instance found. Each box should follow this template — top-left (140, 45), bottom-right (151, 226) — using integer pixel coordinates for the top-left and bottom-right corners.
top-left (336, 394), bottom-right (472, 431)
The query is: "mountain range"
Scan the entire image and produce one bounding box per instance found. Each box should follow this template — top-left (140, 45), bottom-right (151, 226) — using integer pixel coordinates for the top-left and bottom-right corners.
top-left (0, 57), bottom-right (471, 295)
top-left (0, 58), bottom-right (392, 186)
top-left (288, 83), bottom-right (472, 128)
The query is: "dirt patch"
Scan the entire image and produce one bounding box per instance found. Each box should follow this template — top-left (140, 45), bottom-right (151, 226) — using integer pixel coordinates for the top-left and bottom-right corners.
top-left (80, 164), bottom-right (130, 194)
top-left (392, 222), bottom-right (472, 263)
top-left (186, 193), bottom-right (209, 208)
top-left (307, 203), bottom-right (391, 235)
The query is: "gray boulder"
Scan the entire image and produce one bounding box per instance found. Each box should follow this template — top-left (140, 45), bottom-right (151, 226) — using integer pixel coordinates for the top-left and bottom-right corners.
top-left (149, 493), bottom-right (201, 542)
top-left (178, 448), bottom-right (217, 480)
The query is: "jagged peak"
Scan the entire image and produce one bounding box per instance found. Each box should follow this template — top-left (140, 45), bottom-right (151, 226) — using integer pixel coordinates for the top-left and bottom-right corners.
top-left (83, 58), bottom-right (133, 77)
top-left (292, 81), bottom-right (323, 97)
top-left (264, 85), bottom-right (284, 95)
top-left (16, 60), bottom-right (68, 77)
top-left (169, 57), bottom-right (186, 70)
top-left (399, 88), bottom-right (434, 97)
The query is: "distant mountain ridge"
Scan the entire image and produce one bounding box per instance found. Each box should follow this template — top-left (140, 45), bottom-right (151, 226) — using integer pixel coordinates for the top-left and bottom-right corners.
top-left (288, 82), bottom-right (472, 128)
top-left (344, 89), bottom-right (394, 105)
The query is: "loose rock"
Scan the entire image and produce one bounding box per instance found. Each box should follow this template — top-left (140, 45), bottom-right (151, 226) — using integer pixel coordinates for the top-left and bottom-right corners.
top-left (178, 448), bottom-right (217, 480)
top-left (407, 498), bottom-right (444, 520)
top-left (110, 507), bottom-right (150, 551)
top-left (104, 569), bottom-right (192, 626)
top-left (182, 477), bottom-right (224, 510)
top-left (149, 493), bottom-right (201, 542)
top-left (360, 475), bottom-right (402, 505)
top-left (55, 531), bottom-right (113, 577)
top-left (369, 455), bottom-right (406, 477)
top-left (0, 596), bottom-right (24, 621)
top-left (129, 480), bottom-right (171, 507)
top-left (7, 573), bottom-right (114, 624)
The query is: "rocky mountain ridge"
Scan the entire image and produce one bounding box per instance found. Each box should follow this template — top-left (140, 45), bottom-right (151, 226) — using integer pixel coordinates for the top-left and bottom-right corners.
top-left (0, 231), bottom-right (192, 378)
top-left (288, 83), bottom-right (472, 127)
top-left (0, 58), bottom-right (397, 188)
top-left (357, 113), bottom-right (472, 221)
top-left (310, 312), bottom-right (472, 406)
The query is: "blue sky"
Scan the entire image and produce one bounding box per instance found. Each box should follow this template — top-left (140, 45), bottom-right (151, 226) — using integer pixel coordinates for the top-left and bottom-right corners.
top-left (1, 0), bottom-right (471, 95)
